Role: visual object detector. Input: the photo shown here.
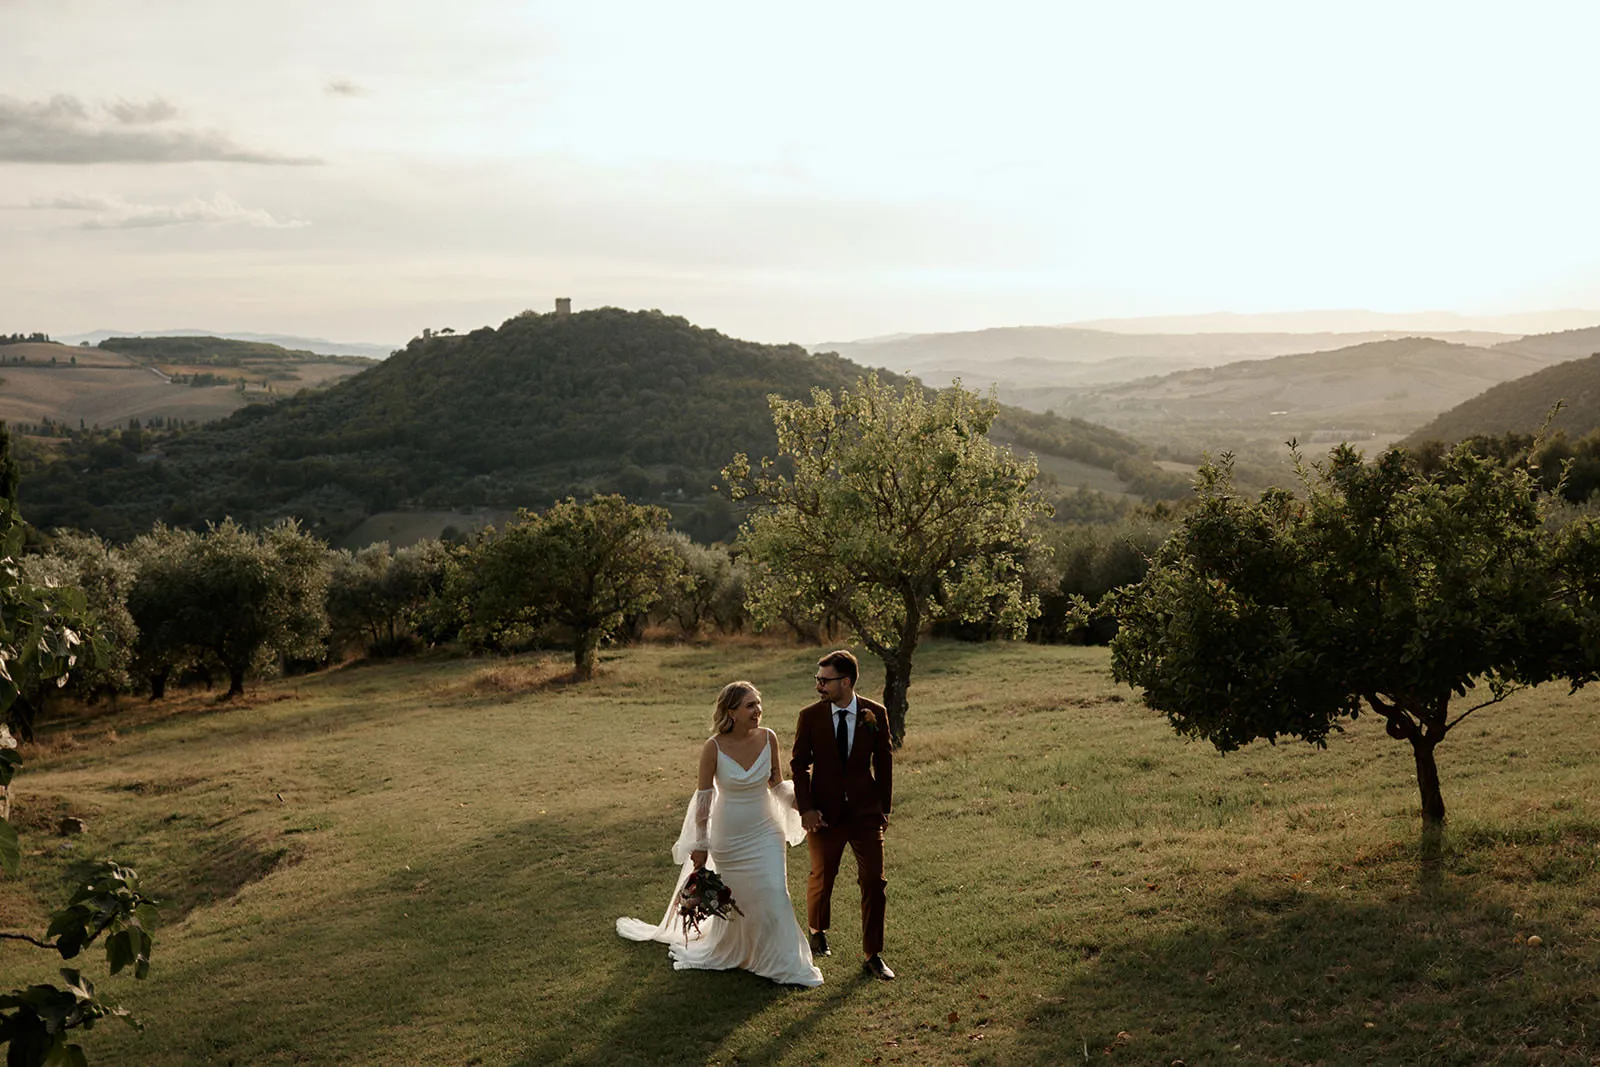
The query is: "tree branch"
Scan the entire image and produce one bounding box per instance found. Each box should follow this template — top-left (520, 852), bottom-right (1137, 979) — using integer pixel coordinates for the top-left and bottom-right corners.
top-left (1444, 684), bottom-right (1528, 733)
top-left (0, 930), bottom-right (54, 949)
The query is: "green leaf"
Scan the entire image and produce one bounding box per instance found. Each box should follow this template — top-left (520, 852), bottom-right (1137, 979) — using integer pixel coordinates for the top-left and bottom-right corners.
top-left (104, 930), bottom-right (133, 975)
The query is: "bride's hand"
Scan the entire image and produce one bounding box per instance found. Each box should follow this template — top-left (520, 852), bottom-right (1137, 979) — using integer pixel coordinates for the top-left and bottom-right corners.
top-left (691, 849), bottom-right (708, 868)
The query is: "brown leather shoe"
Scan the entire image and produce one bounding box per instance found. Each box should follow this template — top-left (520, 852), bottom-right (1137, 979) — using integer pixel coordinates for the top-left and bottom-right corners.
top-left (863, 955), bottom-right (895, 980)
top-left (809, 930), bottom-right (830, 957)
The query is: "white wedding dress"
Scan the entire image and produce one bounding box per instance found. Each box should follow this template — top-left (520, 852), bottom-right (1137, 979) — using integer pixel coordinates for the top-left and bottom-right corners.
top-left (616, 742), bottom-right (823, 987)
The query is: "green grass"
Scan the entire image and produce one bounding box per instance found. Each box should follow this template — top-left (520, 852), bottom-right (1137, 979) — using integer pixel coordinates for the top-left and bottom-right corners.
top-left (5, 641), bottom-right (1600, 1065)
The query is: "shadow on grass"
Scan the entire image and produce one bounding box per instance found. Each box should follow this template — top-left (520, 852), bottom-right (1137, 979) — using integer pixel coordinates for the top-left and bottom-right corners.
top-left (1012, 866), bottom-right (1600, 1066)
top-left (88, 807), bottom-right (858, 1066)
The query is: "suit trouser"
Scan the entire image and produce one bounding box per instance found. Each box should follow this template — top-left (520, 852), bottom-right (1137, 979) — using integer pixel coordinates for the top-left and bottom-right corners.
top-left (806, 815), bottom-right (886, 955)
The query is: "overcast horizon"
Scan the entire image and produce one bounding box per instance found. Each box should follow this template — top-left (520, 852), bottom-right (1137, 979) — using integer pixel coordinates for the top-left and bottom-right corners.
top-left (5, 2), bottom-right (1599, 348)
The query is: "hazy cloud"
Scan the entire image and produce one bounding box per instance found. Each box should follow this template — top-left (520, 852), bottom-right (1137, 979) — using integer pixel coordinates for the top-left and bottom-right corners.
top-left (0, 94), bottom-right (320, 164)
top-left (324, 79), bottom-right (367, 97)
top-left (31, 191), bottom-right (309, 229)
top-left (106, 97), bottom-right (180, 125)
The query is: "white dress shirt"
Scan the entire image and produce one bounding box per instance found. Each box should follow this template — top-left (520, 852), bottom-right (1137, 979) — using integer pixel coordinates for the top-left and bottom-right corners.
top-left (832, 696), bottom-right (859, 756)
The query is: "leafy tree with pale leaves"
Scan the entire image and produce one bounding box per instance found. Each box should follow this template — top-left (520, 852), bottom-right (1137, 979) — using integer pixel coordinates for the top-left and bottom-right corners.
top-left (1108, 444), bottom-right (1600, 829)
top-left (654, 532), bottom-right (743, 636)
top-left (455, 494), bottom-right (684, 679)
top-left (723, 374), bottom-right (1051, 744)
top-left (20, 532), bottom-right (137, 703)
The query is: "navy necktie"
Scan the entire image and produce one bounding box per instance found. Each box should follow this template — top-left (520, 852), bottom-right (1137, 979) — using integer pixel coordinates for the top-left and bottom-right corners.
top-left (835, 708), bottom-right (849, 764)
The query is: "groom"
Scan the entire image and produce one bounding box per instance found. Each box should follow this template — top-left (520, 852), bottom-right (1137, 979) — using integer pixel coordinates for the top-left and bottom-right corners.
top-left (791, 649), bottom-right (895, 980)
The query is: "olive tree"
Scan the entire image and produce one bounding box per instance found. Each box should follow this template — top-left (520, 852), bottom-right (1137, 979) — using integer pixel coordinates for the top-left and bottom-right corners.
top-left (326, 539), bottom-right (452, 655)
top-left (723, 374), bottom-right (1051, 744)
top-left (127, 519), bottom-right (329, 698)
top-left (1108, 445), bottom-right (1600, 829)
top-left (456, 495), bottom-right (683, 679)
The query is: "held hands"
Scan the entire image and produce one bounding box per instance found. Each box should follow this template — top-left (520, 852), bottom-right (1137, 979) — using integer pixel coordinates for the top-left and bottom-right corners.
top-left (690, 849), bottom-right (708, 868)
top-left (800, 810), bottom-right (828, 833)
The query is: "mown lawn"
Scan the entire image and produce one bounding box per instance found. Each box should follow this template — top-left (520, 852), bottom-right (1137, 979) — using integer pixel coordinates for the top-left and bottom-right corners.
top-left (4, 640), bottom-right (1600, 1065)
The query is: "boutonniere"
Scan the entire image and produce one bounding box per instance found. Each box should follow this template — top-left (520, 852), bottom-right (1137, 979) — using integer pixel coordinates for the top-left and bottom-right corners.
top-left (859, 710), bottom-right (878, 736)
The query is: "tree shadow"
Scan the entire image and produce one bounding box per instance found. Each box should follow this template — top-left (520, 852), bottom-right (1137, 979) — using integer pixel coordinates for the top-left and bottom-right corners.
top-left (1009, 861), bottom-right (1598, 1065)
top-left (82, 808), bottom-right (856, 1065)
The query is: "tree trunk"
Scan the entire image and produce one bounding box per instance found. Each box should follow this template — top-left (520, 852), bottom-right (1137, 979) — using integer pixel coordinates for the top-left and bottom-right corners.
top-left (879, 640), bottom-right (917, 748)
top-left (149, 670), bottom-right (168, 701)
top-left (573, 630), bottom-right (599, 681)
top-left (1411, 735), bottom-right (1446, 827)
top-left (225, 663), bottom-right (246, 699)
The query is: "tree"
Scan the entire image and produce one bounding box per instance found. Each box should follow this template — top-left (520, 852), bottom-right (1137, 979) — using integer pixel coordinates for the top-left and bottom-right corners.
top-left (456, 495), bottom-right (683, 679)
top-left (327, 539), bottom-right (452, 655)
top-left (126, 520), bottom-right (329, 698)
top-left (723, 374), bottom-right (1051, 744)
top-left (124, 526), bottom-right (195, 700)
top-left (1107, 445), bottom-right (1600, 829)
top-left (654, 532), bottom-right (739, 635)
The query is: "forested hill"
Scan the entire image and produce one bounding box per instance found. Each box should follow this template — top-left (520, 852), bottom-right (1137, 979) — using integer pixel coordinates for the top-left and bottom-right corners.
top-left (21, 308), bottom-right (1148, 543)
top-left (1404, 351), bottom-right (1600, 445)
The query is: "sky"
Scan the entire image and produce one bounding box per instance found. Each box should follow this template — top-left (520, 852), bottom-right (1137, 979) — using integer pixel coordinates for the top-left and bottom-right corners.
top-left (3, 0), bottom-right (1599, 347)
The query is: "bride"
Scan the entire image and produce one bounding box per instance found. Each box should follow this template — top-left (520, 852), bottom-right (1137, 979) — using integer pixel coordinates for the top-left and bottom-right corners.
top-left (616, 681), bottom-right (823, 987)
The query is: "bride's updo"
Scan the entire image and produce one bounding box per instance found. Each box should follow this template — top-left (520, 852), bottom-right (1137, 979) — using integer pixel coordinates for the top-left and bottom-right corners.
top-left (713, 681), bottom-right (760, 734)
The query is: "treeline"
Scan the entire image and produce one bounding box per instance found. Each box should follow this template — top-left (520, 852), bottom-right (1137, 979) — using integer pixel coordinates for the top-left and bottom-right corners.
top-left (97, 335), bottom-right (373, 366)
top-left (2, 495), bottom-right (760, 737)
top-left (6, 485), bottom-right (1180, 738)
top-left (1412, 428), bottom-right (1600, 505)
top-left (0, 332), bottom-right (51, 345)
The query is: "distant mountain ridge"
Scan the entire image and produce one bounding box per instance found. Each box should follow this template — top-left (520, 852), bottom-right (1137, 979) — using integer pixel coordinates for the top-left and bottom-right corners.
top-left (1061, 309), bottom-right (1600, 335)
top-left (813, 325), bottom-right (1530, 391)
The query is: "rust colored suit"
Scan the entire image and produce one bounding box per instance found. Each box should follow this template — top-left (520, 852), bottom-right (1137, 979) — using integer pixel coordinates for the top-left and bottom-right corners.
top-left (791, 696), bottom-right (893, 955)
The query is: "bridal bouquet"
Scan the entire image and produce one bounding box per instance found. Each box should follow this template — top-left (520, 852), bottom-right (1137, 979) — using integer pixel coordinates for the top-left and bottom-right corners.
top-left (678, 867), bottom-right (743, 945)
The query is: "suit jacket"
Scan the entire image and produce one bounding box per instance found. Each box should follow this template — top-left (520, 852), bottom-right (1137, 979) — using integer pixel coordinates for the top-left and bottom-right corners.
top-left (791, 696), bottom-right (893, 828)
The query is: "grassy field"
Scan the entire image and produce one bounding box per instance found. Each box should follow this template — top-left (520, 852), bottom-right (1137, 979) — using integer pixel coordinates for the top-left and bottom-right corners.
top-left (4, 641), bottom-right (1600, 1065)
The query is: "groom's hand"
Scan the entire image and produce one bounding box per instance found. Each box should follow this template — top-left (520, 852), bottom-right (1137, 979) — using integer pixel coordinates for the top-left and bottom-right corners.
top-left (801, 810), bottom-right (827, 833)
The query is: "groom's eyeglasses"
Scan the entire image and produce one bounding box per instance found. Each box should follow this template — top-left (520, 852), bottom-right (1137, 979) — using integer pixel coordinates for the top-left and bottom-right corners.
top-left (814, 674), bottom-right (845, 685)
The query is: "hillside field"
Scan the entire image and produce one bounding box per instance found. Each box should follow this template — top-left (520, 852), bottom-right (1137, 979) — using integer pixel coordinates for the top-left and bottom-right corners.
top-left (4, 642), bottom-right (1600, 1064)
top-left (0, 341), bottom-right (371, 431)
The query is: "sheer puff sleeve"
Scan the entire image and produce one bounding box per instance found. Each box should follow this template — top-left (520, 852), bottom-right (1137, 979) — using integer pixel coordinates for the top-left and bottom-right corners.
top-left (769, 780), bottom-right (806, 847)
top-left (671, 786), bottom-right (716, 865)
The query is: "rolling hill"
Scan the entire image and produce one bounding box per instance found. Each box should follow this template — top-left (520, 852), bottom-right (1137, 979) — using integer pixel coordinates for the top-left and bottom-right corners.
top-left (814, 325), bottom-right (1528, 391)
top-left (1003, 337), bottom-right (1573, 445)
top-left (1491, 325), bottom-right (1600, 362)
top-left (1404, 351), bottom-right (1600, 445)
top-left (18, 308), bottom-right (1157, 544)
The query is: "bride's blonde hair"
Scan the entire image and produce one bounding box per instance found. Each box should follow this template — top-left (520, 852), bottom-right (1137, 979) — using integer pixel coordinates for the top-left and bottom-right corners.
top-left (713, 681), bottom-right (760, 735)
